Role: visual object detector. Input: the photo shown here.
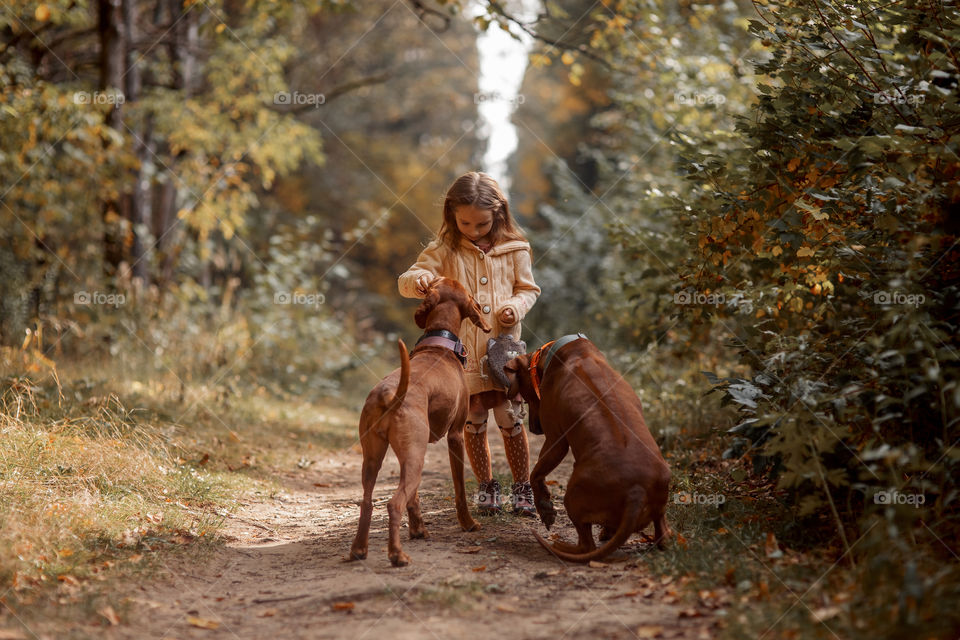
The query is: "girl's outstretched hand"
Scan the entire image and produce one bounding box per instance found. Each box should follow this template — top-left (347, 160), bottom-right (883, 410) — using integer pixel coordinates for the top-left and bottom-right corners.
top-left (498, 308), bottom-right (516, 326)
top-left (416, 274), bottom-right (436, 295)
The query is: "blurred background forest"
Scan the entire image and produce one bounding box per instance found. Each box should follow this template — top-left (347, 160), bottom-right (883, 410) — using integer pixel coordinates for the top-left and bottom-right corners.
top-left (2, 0), bottom-right (959, 637)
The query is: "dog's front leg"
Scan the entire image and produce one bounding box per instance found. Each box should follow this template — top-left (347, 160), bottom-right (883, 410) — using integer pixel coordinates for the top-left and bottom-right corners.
top-left (530, 435), bottom-right (569, 529)
top-left (447, 423), bottom-right (481, 532)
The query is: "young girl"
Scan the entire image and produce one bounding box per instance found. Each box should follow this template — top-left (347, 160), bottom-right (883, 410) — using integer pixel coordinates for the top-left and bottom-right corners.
top-left (398, 172), bottom-right (540, 514)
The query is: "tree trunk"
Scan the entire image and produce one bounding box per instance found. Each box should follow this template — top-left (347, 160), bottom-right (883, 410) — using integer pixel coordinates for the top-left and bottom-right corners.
top-left (99, 0), bottom-right (125, 276)
top-left (122, 0), bottom-right (149, 283)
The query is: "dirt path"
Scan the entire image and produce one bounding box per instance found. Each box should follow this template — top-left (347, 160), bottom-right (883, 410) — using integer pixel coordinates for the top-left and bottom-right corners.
top-left (106, 437), bottom-right (715, 640)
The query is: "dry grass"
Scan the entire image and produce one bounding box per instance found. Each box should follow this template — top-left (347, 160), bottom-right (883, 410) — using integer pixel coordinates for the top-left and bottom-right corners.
top-left (0, 345), bottom-right (360, 621)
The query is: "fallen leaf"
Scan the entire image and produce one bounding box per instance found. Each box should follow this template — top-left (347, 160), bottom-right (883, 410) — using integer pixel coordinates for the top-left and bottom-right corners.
top-left (186, 616), bottom-right (219, 629)
top-left (678, 608), bottom-right (702, 618)
top-left (258, 608), bottom-right (277, 618)
top-left (313, 483), bottom-right (331, 488)
top-left (57, 574), bottom-right (80, 586)
top-left (496, 604), bottom-right (517, 613)
top-left (471, 565), bottom-right (486, 572)
top-left (635, 625), bottom-right (663, 638)
top-left (810, 605), bottom-right (841, 622)
top-left (98, 606), bottom-right (120, 626)
top-left (588, 561), bottom-right (608, 569)
top-left (128, 554), bottom-right (144, 563)
top-left (457, 546), bottom-right (483, 554)
top-left (331, 601), bottom-right (355, 611)
top-left (0, 630), bottom-right (28, 639)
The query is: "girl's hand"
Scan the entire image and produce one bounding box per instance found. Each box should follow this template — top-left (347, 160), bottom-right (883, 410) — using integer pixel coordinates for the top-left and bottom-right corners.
top-left (498, 308), bottom-right (516, 326)
top-left (416, 274), bottom-right (436, 295)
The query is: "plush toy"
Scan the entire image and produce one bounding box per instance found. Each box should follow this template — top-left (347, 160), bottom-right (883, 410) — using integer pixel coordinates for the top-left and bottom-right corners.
top-left (483, 334), bottom-right (527, 391)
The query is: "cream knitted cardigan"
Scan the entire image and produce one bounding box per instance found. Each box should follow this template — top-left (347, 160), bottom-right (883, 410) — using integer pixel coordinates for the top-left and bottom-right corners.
top-left (398, 237), bottom-right (541, 394)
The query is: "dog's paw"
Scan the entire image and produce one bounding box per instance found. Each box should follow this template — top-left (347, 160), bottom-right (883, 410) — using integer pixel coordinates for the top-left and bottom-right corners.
top-left (536, 502), bottom-right (556, 529)
top-left (348, 548), bottom-right (367, 561)
top-left (389, 550), bottom-right (411, 567)
top-left (460, 518), bottom-right (481, 532)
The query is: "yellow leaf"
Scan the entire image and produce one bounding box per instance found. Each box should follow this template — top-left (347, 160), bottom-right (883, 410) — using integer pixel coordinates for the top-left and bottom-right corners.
top-left (529, 53), bottom-right (552, 67)
top-left (35, 4), bottom-right (51, 21)
top-left (797, 246), bottom-right (815, 257)
top-left (561, 52), bottom-right (575, 65)
top-left (99, 606), bottom-right (120, 626)
top-left (772, 246), bottom-right (783, 257)
top-left (186, 616), bottom-right (219, 629)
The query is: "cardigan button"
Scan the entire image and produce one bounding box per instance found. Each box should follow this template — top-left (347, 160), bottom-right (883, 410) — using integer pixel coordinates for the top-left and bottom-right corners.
top-left (482, 305), bottom-right (491, 314)
top-left (480, 276), bottom-right (488, 284)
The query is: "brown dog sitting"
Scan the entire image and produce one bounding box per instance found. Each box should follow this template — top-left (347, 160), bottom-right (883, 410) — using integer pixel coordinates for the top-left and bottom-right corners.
top-left (349, 277), bottom-right (491, 567)
top-left (502, 334), bottom-right (672, 562)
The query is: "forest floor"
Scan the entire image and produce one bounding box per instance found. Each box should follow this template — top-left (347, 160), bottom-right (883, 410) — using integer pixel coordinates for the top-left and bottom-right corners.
top-left (8, 429), bottom-right (718, 640)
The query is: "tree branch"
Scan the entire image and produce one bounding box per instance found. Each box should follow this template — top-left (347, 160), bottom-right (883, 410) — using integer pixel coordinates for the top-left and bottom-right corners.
top-left (483, 0), bottom-right (614, 69)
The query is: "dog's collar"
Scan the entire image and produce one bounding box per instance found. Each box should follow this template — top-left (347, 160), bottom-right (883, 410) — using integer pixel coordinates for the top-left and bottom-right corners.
top-left (415, 330), bottom-right (467, 366)
top-left (528, 333), bottom-right (588, 399)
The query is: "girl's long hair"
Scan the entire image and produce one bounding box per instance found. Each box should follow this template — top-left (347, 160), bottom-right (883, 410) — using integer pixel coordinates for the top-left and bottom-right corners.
top-left (438, 172), bottom-right (526, 250)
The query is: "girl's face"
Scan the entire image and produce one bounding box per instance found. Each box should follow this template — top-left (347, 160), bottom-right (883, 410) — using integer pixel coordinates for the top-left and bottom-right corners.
top-left (454, 205), bottom-right (494, 243)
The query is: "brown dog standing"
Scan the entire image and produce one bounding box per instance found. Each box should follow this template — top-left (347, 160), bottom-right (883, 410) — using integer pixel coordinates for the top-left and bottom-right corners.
top-left (503, 335), bottom-right (671, 562)
top-left (349, 278), bottom-right (491, 567)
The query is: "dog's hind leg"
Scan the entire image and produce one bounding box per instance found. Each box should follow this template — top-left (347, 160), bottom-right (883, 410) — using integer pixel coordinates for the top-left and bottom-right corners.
top-left (349, 430), bottom-right (388, 561)
top-left (387, 455), bottom-right (425, 567)
top-left (406, 481), bottom-right (428, 540)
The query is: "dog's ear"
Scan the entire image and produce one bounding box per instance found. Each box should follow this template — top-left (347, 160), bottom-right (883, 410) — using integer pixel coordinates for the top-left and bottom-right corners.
top-left (414, 288), bottom-right (440, 329)
top-left (462, 297), bottom-right (492, 333)
top-left (503, 354), bottom-right (529, 399)
top-left (527, 399), bottom-right (543, 435)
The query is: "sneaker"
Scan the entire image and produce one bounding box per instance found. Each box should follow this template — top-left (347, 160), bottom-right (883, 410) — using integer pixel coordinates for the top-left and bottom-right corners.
top-left (476, 479), bottom-right (501, 513)
top-left (511, 481), bottom-right (536, 516)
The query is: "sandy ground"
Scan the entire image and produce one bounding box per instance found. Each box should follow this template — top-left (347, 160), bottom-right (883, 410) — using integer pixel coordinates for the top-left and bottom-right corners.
top-left (92, 435), bottom-right (716, 640)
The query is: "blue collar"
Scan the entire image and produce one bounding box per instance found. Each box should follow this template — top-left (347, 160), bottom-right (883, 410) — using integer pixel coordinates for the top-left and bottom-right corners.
top-left (540, 332), bottom-right (588, 377)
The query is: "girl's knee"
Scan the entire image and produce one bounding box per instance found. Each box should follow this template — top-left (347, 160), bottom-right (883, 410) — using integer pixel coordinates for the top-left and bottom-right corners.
top-left (465, 418), bottom-right (488, 435)
top-left (497, 420), bottom-right (524, 438)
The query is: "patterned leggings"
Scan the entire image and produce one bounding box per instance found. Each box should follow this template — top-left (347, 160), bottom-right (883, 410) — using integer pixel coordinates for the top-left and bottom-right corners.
top-left (463, 401), bottom-right (530, 485)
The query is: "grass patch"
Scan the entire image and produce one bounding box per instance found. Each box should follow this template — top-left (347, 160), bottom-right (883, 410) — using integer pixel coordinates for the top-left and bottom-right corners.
top-left (635, 416), bottom-right (960, 640)
top-left (0, 346), bottom-right (359, 630)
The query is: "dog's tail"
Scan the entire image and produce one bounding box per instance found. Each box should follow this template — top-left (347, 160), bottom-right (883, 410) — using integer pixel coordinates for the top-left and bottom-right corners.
top-left (386, 339), bottom-right (410, 411)
top-left (532, 488), bottom-right (648, 563)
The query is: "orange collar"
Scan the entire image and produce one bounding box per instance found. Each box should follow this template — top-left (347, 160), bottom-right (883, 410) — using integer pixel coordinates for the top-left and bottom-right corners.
top-left (527, 340), bottom-right (555, 400)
